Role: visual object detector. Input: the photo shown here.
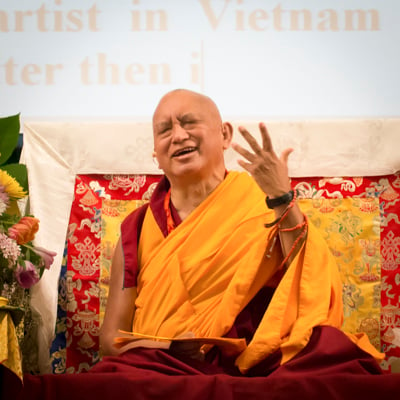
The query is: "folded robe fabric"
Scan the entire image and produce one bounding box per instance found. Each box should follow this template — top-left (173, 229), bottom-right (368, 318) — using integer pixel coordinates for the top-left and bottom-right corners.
top-left (12, 325), bottom-right (400, 400)
top-left (125, 171), bottom-right (383, 373)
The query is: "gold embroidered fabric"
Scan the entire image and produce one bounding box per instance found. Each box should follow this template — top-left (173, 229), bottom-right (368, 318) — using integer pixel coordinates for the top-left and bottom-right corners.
top-left (0, 310), bottom-right (23, 381)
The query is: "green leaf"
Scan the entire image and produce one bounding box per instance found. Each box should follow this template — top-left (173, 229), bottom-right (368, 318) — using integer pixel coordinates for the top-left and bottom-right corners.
top-left (0, 114), bottom-right (20, 166)
top-left (0, 163), bottom-right (29, 193)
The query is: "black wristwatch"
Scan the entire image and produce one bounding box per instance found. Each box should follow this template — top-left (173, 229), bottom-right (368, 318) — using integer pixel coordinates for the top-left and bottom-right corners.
top-left (265, 190), bottom-right (294, 209)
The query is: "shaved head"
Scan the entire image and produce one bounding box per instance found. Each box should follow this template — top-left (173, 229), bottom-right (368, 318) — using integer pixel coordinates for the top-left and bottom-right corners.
top-left (152, 89), bottom-right (222, 130)
top-left (151, 89), bottom-right (232, 185)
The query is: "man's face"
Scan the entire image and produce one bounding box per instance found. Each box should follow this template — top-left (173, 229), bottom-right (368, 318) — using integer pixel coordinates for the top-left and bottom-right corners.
top-left (152, 91), bottom-right (228, 182)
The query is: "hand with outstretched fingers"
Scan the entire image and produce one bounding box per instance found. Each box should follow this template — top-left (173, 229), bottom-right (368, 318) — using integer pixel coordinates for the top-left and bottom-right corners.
top-left (231, 122), bottom-right (293, 198)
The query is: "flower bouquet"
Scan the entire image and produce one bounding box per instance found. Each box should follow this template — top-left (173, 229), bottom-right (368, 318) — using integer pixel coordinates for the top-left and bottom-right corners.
top-left (0, 114), bottom-right (56, 302)
top-left (0, 114), bottom-right (57, 374)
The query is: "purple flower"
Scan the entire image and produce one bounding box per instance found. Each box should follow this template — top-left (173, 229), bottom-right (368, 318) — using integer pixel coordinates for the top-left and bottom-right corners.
top-left (32, 246), bottom-right (57, 270)
top-left (15, 261), bottom-right (40, 289)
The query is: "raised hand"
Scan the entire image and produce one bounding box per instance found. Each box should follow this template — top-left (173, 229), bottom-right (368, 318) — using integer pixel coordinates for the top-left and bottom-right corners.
top-left (231, 122), bottom-right (293, 198)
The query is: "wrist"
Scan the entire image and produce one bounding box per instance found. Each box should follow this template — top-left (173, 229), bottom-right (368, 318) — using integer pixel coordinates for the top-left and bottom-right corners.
top-left (266, 190), bottom-right (295, 209)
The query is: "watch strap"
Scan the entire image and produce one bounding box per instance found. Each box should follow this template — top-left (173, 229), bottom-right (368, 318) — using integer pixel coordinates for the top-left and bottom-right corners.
top-left (266, 190), bottom-right (294, 209)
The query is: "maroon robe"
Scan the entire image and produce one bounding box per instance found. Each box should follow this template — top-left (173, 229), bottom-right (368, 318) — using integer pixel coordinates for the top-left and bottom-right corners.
top-left (3, 176), bottom-right (400, 400)
top-left (4, 326), bottom-right (400, 400)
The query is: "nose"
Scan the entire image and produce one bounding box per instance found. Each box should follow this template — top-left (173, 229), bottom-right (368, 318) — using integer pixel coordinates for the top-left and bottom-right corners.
top-left (171, 123), bottom-right (189, 143)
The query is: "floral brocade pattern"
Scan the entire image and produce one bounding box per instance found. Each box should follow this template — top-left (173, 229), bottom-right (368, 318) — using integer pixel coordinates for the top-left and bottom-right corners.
top-left (50, 174), bottom-right (161, 374)
top-left (50, 173), bottom-right (400, 374)
top-left (299, 197), bottom-right (381, 348)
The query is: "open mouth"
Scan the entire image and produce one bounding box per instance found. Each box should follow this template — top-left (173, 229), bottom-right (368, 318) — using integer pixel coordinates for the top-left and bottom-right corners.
top-left (172, 147), bottom-right (197, 157)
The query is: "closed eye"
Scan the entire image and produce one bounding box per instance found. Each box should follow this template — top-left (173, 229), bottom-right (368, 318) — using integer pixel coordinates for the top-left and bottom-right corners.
top-left (182, 121), bottom-right (197, 129)
top-left (155, 123), bottom-right (172, 135)
top-left (178, 113), bottom-right (201, 129)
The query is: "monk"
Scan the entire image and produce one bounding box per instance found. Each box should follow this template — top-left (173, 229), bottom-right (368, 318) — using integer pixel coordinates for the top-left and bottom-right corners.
top-left (10, 89), bottom-right (400, 400)
top-left (99, 88), bottom-right (381, 370)
top-left (100, 88), bottom-right (308, 362)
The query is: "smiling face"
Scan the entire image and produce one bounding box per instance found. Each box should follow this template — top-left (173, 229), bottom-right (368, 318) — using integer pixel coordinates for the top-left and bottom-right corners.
top-left (152, 90), bottom-right (232, 185)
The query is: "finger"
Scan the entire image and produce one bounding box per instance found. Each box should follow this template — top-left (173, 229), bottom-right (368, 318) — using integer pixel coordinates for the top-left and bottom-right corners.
top-left (231, 142), bottom-right (256, 162)
top-left (237, 159), bottom-right (254, 172)
top-left (238, 126), bottom-right (263, 155)
top-left (280, 148), bottom-right (294, 166)
top-left (259, 122), bottom-right (273, 152)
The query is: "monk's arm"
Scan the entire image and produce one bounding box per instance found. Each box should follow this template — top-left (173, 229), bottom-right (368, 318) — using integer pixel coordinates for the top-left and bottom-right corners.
top-left (231, 122), bottom-right (307, 265)
top-left (100, 238), bottom-right (137, 356)
top-left (100, 238), bottom-right (172, 355)
top-left (273, 200), bottom-right (306, 265)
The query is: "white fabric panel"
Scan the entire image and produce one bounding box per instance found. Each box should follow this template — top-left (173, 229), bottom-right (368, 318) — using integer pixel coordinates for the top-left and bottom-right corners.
top-left (20, 119), bottom-right (400, 372)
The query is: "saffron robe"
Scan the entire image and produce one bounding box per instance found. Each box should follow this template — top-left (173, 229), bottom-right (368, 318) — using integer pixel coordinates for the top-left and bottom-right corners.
top-left (120, 171), bottom-right (382, 372)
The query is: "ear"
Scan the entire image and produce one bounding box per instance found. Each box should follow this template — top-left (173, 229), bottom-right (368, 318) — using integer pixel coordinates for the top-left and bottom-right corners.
top-left (152, 150), bottom-right (161, 169)
top-left (221, 122), bottom-right (233, 149)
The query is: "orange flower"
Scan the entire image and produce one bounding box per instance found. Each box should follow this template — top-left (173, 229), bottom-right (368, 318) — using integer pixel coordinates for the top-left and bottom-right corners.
top-left (8, 216), bottom-right (40, 245)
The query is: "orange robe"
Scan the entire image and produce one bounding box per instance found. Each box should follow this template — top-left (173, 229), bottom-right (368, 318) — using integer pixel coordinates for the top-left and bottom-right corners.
top-left (126, 171), bottom-right (382, 373)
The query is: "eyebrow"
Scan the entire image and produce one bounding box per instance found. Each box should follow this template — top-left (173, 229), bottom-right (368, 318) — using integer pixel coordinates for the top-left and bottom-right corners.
top-left (155, 113), bottom-right (201, 130)
top-left (154, 121), bottom-right (171, 132)
top-left (178, 113), bottom-right (201, 122)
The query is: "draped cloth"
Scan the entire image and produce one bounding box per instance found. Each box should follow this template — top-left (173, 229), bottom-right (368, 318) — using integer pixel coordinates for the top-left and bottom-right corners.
top-left (123, 171), bottom-right (383, 372)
